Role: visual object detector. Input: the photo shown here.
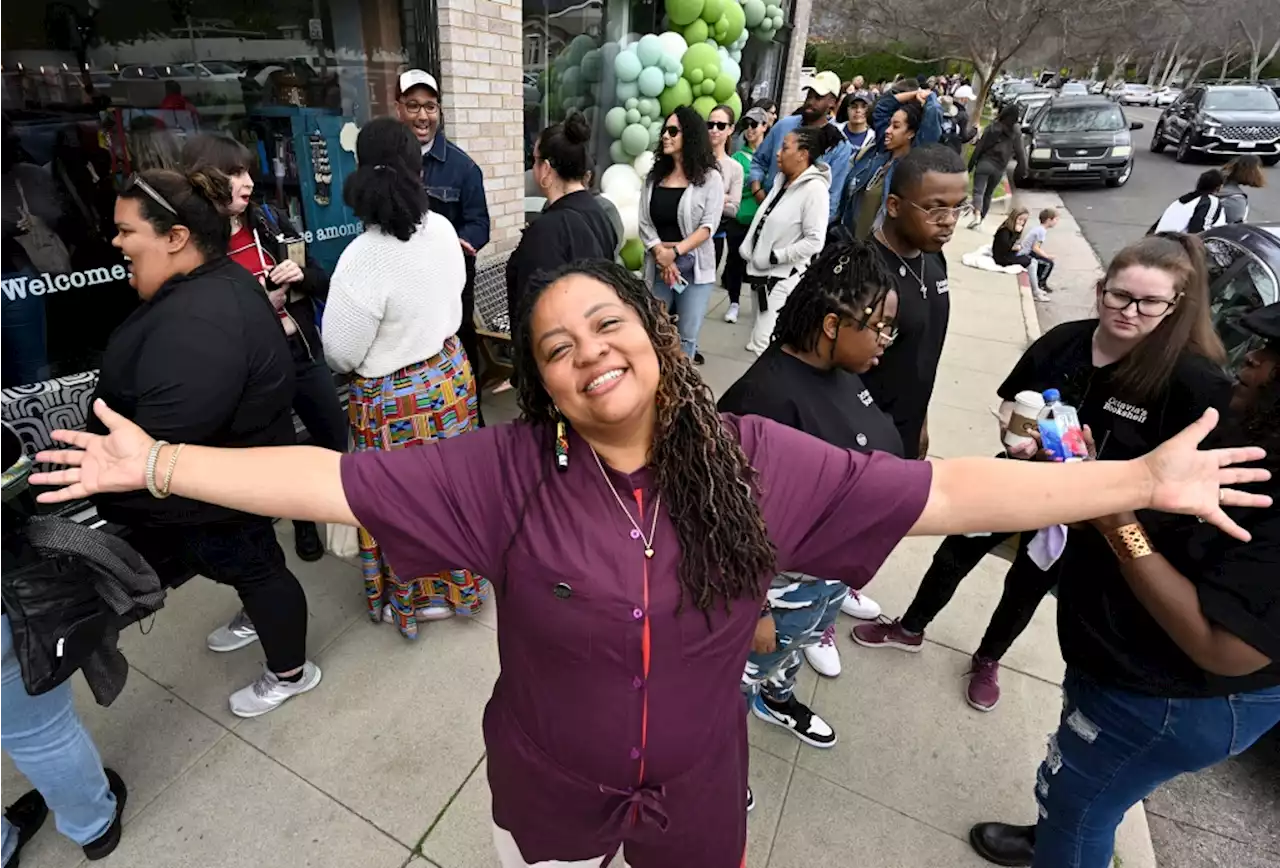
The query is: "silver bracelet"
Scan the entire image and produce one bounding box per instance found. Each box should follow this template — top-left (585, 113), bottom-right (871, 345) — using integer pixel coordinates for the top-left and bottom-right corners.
top-left (145, 440), bottom-right (169, 499)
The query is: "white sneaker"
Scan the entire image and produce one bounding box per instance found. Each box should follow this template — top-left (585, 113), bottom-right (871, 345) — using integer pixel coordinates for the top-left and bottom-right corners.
top-left (840, 589), bottom-right (882, 620)
top-left (724, 302), bottom-right (739, 323)
top-left (207, 609), bottom-right (259, 653)
top-left (415, 605), bottom-right (455, 622)
top-left (229, 662), bottom-right (322, 718)
top-left (803, 627), bottom-right (842, 677)
top-left (1032, 289), bottom-right (1051, 302)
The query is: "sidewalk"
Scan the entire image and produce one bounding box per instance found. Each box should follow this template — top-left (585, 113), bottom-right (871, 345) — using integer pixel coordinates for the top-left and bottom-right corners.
top-left (2, 224), bottom-right (1151, 868)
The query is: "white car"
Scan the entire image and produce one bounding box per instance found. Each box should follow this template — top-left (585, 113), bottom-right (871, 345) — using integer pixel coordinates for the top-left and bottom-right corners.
top-left (1117, 84), bottom-right (1155, 106)
top-left (1154, 87), bottom-right (1181, 106)
top-left (1060, 82), bottom-right (1089, 96)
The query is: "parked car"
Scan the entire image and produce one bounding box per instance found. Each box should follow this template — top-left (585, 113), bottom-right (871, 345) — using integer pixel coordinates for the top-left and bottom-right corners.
top-left (1089, 81), bottom-right (1108, 94)
top-left (1060, 81), bottom-right (1089, 96)
top-left (1018, 96), bottom-right (1142, 187)
top-left (1201, 223), bottom-right (1280, 371)
top-left (1114, 83), bottom-right (1155, 105)
top-left (1150, 84), bottom-right (1280, 165)
top-left (1154, 87), bottom-right (1181, 106)
top-left (1011, 90), bottom-right (1052, 120)
top-left (996, 80), bottom-right (1036, 109)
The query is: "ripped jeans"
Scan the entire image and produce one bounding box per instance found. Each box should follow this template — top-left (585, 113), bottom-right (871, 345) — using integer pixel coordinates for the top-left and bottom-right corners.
top-left (1033, 670), bottom-right (1280, 868)
top-left (742, 578), bottom-right (848, 705)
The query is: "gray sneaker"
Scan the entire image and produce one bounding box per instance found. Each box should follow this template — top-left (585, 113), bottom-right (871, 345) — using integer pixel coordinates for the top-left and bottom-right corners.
top-left (206, 610), bottom-right (259, 653)
top-left (229, 662), bottom-right (322, 718)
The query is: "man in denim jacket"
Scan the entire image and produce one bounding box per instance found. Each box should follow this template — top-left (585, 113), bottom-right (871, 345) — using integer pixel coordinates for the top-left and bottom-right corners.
top-left (397, 69), bottom-right (491, 420)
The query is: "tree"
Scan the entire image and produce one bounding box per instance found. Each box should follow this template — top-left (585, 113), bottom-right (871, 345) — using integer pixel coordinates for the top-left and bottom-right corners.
top-left (1234, 0), bottom-right (1280, 81)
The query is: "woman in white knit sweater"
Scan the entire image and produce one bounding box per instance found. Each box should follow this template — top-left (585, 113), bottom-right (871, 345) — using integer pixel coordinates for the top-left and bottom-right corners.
top-left (739, 125), bottom-right (841, 355)
top-left (322, 118), bottom-right (486, 639)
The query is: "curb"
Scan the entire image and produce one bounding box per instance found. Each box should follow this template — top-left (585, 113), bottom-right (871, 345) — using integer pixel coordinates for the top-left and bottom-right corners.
top-left (1016, 271), bottom-right (1042, 344)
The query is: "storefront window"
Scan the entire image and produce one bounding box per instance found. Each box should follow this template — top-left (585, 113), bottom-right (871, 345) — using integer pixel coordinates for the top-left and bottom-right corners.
top-left (2, 0), bottom-right (418, 391)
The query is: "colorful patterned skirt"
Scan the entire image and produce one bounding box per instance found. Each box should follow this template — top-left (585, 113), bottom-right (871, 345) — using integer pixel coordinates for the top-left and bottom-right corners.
top-left (348, 336), bottom-right (488, 638)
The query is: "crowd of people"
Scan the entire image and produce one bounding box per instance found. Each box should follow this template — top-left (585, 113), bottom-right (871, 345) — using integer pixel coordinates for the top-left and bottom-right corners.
top-left (1, 61), bottom-right (1276, 868)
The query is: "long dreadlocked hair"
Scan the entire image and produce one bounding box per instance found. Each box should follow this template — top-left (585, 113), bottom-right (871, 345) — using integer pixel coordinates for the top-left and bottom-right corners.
top-left (772, 239), bottom-right (897, 353)
top-left (511, 260), bottom-right (777, 615)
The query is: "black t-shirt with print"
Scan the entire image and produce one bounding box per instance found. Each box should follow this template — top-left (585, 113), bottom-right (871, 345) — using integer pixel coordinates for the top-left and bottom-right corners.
top-left (860, 240), bottom-right (950, 457)
top-left (999, 318), bottom-right (1261, 696)
top-left (718, 344), bottom-right (904, 458)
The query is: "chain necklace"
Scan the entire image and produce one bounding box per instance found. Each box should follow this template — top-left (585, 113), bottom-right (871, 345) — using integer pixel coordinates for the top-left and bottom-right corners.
top-left (591, 447), bottom-right (661, 558)
top-left (876, 229), bottom-right (928, 299)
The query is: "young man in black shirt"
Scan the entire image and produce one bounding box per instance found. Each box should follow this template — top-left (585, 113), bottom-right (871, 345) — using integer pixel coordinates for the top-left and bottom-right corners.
top-left (860, 145), bottom-right (970, 459)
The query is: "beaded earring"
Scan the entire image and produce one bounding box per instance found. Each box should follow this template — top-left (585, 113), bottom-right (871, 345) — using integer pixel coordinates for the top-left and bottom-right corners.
top-left (554, 411), bottom-right (570, 472)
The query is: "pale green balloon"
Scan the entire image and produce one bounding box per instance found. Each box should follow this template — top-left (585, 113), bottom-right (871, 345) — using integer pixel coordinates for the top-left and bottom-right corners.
top-left (614, 49), bottom-right (643, 83)
top-left (621, 123), bottom-right (650, 156)
top-left (626, 108), bottom-right (641, 124)
top-left (604, 106), bottom-right (628, 139)
top-left (610, 140), bottom-right (629, 164)
top-left (638, 66), bottom-right (666, 98)
top-left (616, 80), bottom-right (641, 102)
top-left (637, 34), bottom-right (664, 67)
top-left (742, 0), bottom-right (765, 28)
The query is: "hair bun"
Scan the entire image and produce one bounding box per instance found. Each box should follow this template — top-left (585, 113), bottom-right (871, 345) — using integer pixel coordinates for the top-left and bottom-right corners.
top-left (563, 112), bottom-right (591, 145)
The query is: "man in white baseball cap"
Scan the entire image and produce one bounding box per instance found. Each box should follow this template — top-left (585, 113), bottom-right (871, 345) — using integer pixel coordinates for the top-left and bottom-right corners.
top-left (396, 68), bottom-right (490, 421)
top-left (747, 70), bottom-right (853, 218)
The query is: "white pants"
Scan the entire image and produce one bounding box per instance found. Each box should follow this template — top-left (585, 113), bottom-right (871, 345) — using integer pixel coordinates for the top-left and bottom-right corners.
top-left (492, 824), bottom-right (628, 867)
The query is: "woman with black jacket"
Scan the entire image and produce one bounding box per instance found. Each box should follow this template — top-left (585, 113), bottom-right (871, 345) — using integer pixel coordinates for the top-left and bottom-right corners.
top-left (181, 134), bottom-right (346, 563)
top-left (967, 105), bottom-right (1028, 228)
top-left (89, 167), bottom-right (320, 719)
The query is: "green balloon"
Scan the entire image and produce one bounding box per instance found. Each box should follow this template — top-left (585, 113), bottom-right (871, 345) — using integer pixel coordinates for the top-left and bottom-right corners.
top-left (665, 0), bottom-right (704, 27)
top-left (743, 0), bottom-right (766, 28)
top-left (701, 79), bottom-right (717, 95)
top-left (626, 108), bottom-right (641, 124)
top-left (621, 237), bottom-right (645, 270)
top-left (625, 97), bottom-right (639, 111)
top-left (621, 123), bottom-right (650, 157)
top-left (683, 19), bottom-right (709, 45)
top-left (721, 1), bottom-right (745, 43)
top-left (692, 95), bottom-right (717, 119)
top-left (604, 106), bottom-right (628, 138)
top-left (638, 98), bottom-right (659, 119)
top-left (700, 0), bottom-right (725, 22)
top-left (681, 42), bottom-right (720, 84)
top-left (713, 72), bottom-right (735, 101)
top-left (659, 78), bottom-right (694, 116)
top-left (616, 80), bottom-right (641, 102)
top-left (727, 92), bottom-right (742, 121)
top-left (610, 140), bottom-right (629, 165)
top-left (688, 68), bottom-right (704, 85)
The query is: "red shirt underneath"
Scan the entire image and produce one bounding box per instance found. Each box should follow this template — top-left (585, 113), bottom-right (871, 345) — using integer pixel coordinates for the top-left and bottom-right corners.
top-left (228, 226), bottom-right (285, 321)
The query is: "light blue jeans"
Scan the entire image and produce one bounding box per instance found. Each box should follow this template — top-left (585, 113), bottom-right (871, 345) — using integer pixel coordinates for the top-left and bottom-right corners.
top-left (1, 615), bottom-right (116, 864)
top-left (650, 279), bottom-right (714, 358)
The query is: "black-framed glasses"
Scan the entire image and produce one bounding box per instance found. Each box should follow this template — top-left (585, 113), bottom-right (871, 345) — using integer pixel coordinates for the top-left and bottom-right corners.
top-left (707, 121), bottom-right (731, 131)
top-left (399, 98), bottom-right (439, 116)
top-left (124, 174), bottom-right (177, 215)
top-left (1100, 288), bottom-right (1181, 317)
top-left (906, 200), bottom-right (973, 225)
top-left (661, 125), bottom-right (681, 139)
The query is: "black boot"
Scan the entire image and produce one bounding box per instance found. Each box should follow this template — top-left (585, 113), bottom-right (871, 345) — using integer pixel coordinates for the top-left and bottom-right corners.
top-left (82, 769), bottom-right (127, 861)
top-left (293, 521), bottom-right (324, 562)
top-left (3, 789), bottom-right (49, 867)
top-left (969, 822), bottom-right (1035, 867)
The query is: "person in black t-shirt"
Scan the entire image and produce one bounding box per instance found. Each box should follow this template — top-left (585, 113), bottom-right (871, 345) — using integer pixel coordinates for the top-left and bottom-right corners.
top-left (972, 301), bottom-right (1279, 868)
top-left (861, 145), bottom-right (970, 459)
top-left (991, 207), bottom-right (1033, 270)
top-left (856, 233), bottom-right (1234, 716)
top-left (719, 240), bottom-right (901, 795)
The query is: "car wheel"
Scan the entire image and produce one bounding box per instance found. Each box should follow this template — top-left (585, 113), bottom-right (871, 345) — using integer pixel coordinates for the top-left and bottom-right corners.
top-left (1176, 131), bottom-right (1195, 163)
top-left (1150, 122), bottom-right (1167, 153)
top-left (1264, 155), bottom-right (1280, 167)
top-left (1106, 160), bottom-right (1133, 187)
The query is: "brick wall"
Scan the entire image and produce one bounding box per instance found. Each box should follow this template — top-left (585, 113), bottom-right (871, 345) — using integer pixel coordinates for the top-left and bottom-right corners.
top-left (436, 0), bottom-right (525, 258)
top-left (778, 0), bottom-right (813, 115)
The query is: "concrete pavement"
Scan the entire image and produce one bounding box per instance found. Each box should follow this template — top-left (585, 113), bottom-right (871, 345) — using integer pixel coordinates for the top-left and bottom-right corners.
top-left (2, 225), bottom-right (1155, 868)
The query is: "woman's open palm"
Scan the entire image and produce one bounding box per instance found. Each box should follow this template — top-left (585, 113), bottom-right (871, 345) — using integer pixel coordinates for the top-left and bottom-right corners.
top-left (29, 400), bottom-right (154, 503)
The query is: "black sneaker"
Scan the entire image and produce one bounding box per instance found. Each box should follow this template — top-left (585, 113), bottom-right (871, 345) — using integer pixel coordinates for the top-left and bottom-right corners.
top-left (293, 521), bottom-right (324, 562)
top-left (749, 693), bottom-right (837, 748)
top-left (746, 785), bottom-right (755, 813)
top-left (82, 769), bottom-right (127, 861)
top-left (3, 789), bottom-right (49, 867)
top-left (969, 822), bottom-right (1034, 866)
top-left (694, 352), bottom-right (706, 366)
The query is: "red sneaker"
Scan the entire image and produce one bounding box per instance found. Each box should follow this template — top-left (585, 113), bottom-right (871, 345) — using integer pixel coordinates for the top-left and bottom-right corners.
top-left (966, 656), bottom-right (1001, 712)
top-left (851, 617), bottom-right (924, 652)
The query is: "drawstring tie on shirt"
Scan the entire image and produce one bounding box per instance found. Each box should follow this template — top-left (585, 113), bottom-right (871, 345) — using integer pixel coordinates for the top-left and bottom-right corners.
top-left (599, 782), bottom-right (670, 833)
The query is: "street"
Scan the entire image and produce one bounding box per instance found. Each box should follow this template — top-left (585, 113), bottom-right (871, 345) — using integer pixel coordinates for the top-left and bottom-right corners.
top-left (1059, 105), bottom-right (1280, 264)
top-left (1022, 104), bottom-right (1280, 868)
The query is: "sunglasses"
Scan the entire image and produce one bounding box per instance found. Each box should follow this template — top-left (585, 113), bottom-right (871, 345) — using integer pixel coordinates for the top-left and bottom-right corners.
top-left (707, 121), bottom-right (731, 131)
top-left (125, 174), bottom-right (177, 215)
top-left (744, 119), bottom-right (762, 129)
top-left (661, 125), bottom-right (682, 139)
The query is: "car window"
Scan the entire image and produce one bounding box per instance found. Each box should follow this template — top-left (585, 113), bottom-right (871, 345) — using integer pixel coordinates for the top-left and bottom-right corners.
top-left (1204, 89), bottom-right (1280, 111)
top-left (1039, 104), bottom-right (1126, 132)
top-left (1206, 241), bottom-right (1278, 371)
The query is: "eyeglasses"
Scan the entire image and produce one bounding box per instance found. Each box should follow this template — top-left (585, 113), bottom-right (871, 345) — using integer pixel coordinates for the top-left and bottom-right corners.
top-left (661, 125), bottom-right (682, 139)
top-left (1100, 288), bottom-right (1181, 317)
top-left (400, 98), bottom-right (439, 116)
top-left (125, 174), bottom-right (177, 215)
top-left (707, 121), bottom-right (731, 131)
top-left (744, 119), bottom-right (762, 130)
top-left (906, 200), bottom-right (973, 225)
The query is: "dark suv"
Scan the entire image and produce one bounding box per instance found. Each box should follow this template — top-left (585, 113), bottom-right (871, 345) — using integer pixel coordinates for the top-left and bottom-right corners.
top-left (1151, 84), bottom-right (1280, 164)
top-left (1018, 96), bottom-right (1143, 187)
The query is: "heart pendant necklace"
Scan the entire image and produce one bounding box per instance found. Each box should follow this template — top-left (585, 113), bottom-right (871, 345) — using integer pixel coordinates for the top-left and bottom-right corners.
top-left (591, 446), bottom-right (661, 558)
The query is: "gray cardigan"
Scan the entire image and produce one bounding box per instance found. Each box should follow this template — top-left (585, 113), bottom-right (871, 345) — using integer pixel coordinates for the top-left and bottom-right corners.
top-left (638, 170), bottom-right (725, 286)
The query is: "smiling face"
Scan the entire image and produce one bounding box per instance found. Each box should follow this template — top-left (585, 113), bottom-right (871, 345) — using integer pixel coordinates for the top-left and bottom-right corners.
top-left (1097, 265), bottom-right (1179, 343)
top-left (397, 85), bottom-right (440, 146)
top-left (226, 169), bottom-right (254, 216)
top-left (531, 273), bottom-right (661, 435)
top-left (743, 119), bottom-right (766, 149)
top-left (1231, 345), bottom-right (1278, 414)
top-left (884, 109), bottom-right (915, 152)
top-left (661, 114), bottom-right (683, 156)
top-left (833, 290), bottom-right (899, 374)
top-left (112, 196), bottom-right (190, 300)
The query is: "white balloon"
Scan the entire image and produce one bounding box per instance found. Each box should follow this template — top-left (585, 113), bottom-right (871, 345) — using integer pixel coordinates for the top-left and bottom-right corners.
top-left (632, 150), bottom-right (655, 178)
top-left (600, 163), bottom-right (643, 198)
top-left (721, 56), bottom-right (740, 84)
top-left (656, 31), bottom-right (688, 63)
top-left (620, 198), bottom-right (640, 240)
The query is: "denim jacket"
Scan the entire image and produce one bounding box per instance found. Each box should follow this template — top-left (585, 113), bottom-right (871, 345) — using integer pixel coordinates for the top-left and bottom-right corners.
top-left (420, 133), bottom-right (491, 253)
top-left (838, 92), bottom-right (943, 231)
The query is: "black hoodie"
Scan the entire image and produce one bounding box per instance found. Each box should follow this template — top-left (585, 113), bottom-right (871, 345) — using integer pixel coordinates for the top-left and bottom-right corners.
top-left (505, 190), bottom-right (619, 327)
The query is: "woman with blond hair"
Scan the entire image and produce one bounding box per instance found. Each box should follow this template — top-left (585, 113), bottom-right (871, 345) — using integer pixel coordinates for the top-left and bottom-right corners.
top-left (1219, 155), bottom-right (1265, 224)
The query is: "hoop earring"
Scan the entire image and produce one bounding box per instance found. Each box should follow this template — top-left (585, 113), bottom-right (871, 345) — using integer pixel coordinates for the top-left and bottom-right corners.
top-left (554, 411), bottom-right (570, 472)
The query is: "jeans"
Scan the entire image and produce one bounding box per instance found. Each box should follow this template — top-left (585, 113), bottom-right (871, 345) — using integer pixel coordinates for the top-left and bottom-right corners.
top-left (650, 279), bottom-right (714, 358)
top-left (971, 164), bottom-right (1005, 219)
top-left (902, 531), bottom-right (1059, 660)
top-left (460, 254), bottom-right (484, 426)
top-left (1, 615), bottom-right (117, 862)
top-left (131, 518), bottom-right (308, 673)
top-left (1033, 672), bottom-right (1280, 867)
top-left (1026, 253), bottom-right (1054, 294)
top-left (720, 220), bottom-right (750, 306)
top-left (289, 337), bottom-right (347, 542)
top-left (743, 579), bottom-right (848, 704)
